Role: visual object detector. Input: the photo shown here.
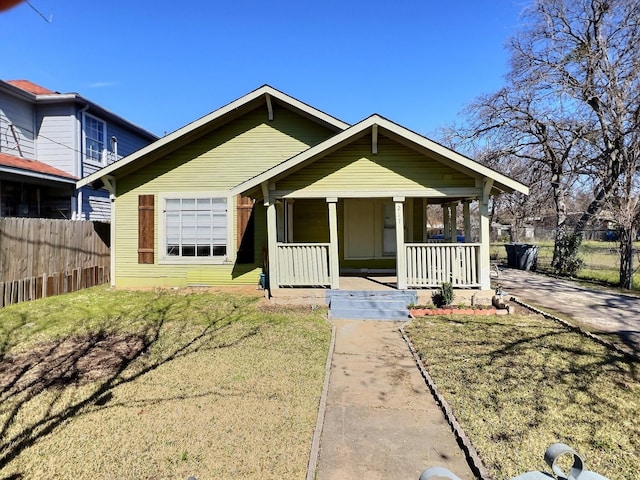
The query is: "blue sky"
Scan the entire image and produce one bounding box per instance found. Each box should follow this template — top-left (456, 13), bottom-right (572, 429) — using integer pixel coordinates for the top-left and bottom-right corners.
top-left (2, 0), bottom-right (525, 138)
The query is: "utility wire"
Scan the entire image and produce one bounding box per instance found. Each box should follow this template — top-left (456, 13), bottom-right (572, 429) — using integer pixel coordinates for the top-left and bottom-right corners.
top-left (25, 0), bottom-right (52, 23)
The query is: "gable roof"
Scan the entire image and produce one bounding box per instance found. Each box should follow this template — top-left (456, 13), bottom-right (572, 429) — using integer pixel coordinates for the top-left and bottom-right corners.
top-left (77, 85), bottom-right (350, 188)
top-left (231, 114), bottom-right (529, 197)
top-left (0, 153), bottom-right (77, 183)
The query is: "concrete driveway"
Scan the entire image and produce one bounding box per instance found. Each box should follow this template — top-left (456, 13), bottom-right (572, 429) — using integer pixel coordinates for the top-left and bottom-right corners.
top-left (494, 268), bottom-right (640, 355)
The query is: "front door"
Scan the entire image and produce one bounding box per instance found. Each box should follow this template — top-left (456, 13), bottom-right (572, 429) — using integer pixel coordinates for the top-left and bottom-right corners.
top-left (344, 199), bottom-right (397, 259)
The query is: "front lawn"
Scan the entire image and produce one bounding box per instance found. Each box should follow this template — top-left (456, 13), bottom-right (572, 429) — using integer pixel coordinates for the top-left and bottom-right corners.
top-left (0, 287), bottom-right (331, 479)
top-left (405, 312), bottom-right (639, 480)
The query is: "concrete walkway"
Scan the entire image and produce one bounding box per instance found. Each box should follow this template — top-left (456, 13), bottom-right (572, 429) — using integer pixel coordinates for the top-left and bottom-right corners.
top-left (495, 268), bottom-right (640, 354)
top-left (313, 319), bottom-right (475, 480)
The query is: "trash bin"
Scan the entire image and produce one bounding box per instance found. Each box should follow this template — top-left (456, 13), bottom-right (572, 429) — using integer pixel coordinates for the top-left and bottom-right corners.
top-left (504, 243), bottom-right (538, 271)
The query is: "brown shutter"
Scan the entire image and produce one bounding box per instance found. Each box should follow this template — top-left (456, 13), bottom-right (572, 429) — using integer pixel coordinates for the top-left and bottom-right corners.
top-left (237, 195), bottom-right (254, 247)
top-left (138, 194), bottom-right (154, 264)
top-left (236, 195), bottom-right (255, 264)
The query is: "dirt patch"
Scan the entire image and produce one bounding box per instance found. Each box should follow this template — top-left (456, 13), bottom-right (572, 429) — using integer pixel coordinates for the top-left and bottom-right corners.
top-left (0, 333), bottom-right (147, 395)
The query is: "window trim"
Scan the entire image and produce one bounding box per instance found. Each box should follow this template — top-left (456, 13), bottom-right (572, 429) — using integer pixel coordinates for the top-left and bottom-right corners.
top-left (158, 192), bottom-right (234, 265)
top-left (83, 112), bottom-right (107, 167)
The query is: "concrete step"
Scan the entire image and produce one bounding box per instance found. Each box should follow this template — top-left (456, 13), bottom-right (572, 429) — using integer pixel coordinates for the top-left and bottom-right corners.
top-left (328, 290), bottom-right (417, 320)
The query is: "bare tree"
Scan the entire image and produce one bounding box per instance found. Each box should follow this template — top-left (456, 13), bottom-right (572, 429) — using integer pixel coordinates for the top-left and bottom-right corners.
top-left (456, 0), bottom-right (640, 283)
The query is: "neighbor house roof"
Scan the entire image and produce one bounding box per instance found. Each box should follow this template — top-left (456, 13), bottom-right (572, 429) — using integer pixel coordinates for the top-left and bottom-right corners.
top-left (77, 85), bottom-right (350, 188)
top-left (7, 79), bottom-right (56, 95)
top-left (231, 114), bottom-right (530, 197)
top-left (0, 152), bottom-right (77, 183)
top-left (1, 78), bottom-right (158, 142)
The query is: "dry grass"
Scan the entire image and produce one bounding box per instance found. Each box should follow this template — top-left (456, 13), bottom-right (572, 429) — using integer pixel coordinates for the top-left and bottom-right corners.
top-left (405, 312), bottom-right (640, 480)
top-left (0, 287), bottom-right (331, 479)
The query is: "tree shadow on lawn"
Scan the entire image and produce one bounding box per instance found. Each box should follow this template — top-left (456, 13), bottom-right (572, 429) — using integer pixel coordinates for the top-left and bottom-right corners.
top-left (453, 316), bottom-right (639, 442)
top-left (0, 295), bottom-right (259, 479)
top-left (411, 315), bottom-right (640, 478)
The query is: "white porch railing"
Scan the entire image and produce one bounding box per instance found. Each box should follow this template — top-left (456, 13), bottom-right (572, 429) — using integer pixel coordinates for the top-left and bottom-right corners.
top-left (405, 243), bottom-right (480, 288)
top-left (276, 242), bottom-right (331, 287)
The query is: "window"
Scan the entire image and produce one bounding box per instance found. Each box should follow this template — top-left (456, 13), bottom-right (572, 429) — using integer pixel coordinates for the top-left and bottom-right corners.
top-left (164, 197), bottom-right (227, 258)
top-left (84, 113), bottom-right (106, 164)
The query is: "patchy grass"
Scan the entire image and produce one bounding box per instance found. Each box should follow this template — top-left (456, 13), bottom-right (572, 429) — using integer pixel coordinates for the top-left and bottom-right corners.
top-left (0, 287), bottom-right (331, 479)
top-left (405, 313), bottom-right (639, 480)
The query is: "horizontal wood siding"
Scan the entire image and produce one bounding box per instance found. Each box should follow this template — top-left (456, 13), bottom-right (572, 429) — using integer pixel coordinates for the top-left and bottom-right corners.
top-left (278, 135), bottom-right (476, 196)
top-left (0, 92), bottom-right (36, 159)
top-left (292, 198), bottom-right (329, 242)
top-left (36, 104), bottom-right (77, 177)
top-left (106, 122), bottom-right (155, 161)
top-left (113, 106), bottom-right (333, 287)
top-left (82, 187), bottom-right (111, 222)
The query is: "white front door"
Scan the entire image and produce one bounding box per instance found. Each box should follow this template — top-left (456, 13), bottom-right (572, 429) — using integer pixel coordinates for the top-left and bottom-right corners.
top-left (344, 199), bottom-right (398, 259)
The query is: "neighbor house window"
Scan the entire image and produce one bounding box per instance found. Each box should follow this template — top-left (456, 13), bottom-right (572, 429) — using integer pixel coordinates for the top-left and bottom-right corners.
top-left (84, 113), bottom-right (106, 164)
top-left (164, 197), bottom-right (227, 258)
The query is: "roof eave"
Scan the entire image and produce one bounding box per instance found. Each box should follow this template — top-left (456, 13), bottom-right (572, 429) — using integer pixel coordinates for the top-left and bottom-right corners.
top-left (0, 165), bottom-right (77, 184)
top-left (78, 85), bottom-right (350, 189)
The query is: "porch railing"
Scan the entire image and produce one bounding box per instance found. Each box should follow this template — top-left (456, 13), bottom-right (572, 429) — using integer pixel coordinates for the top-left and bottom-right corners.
top-left (405, 243), bottom-right (480, 288)
top-left (276, 243), bottom-right (331, 287)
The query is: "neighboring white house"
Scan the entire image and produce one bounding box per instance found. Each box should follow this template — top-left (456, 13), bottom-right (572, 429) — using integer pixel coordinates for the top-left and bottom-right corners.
top-left (0, 79), bottom-right (157, 220)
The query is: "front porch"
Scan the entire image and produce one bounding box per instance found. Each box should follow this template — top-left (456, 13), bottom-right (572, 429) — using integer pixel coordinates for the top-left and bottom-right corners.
top-left (265, 196), bottom-right (492, 294)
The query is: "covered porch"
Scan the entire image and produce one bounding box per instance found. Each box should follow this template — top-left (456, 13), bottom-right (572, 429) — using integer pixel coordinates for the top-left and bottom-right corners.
top-left (231, 115), bottom-right (528, 296)
top-left (266, 194), bottom-right (491, 293)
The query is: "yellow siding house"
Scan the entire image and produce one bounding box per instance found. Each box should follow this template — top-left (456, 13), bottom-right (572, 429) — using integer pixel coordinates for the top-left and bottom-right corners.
top-left (77, 86), bottom-right (528, 294)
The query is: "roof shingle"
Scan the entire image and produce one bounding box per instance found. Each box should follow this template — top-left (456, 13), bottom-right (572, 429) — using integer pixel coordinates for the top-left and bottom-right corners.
top-left (7, 79), bottom-right (57, 95)
top-left (0, 153), bottom-right (77, 180)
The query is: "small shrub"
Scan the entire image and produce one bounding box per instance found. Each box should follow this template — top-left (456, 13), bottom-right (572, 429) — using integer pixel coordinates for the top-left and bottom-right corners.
top-left (432, 281), bottom-right (455, 307)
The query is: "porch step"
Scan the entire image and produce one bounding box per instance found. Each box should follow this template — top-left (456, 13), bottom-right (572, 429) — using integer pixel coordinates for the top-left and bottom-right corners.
top-left (327, 290), bottom-right (417, 320)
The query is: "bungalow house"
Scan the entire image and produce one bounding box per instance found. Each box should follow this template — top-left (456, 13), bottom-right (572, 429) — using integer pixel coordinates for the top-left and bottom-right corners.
top-left (78, 85), bottom-right (528, 297)
top-left (0, 79), bottom-right (157, 220)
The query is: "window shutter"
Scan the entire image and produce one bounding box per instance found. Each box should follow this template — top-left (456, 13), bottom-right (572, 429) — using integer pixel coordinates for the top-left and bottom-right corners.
top-left (138, 194), bottom-right (154, 264)
top-left (236, 195), bottom-right (255, 264)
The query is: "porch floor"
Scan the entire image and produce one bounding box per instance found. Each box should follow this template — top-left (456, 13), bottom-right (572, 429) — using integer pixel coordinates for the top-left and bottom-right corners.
top-left (269, 275), bottom-right (492, 306)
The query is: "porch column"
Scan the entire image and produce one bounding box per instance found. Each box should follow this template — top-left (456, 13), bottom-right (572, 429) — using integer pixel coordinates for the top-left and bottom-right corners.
top-left (395, 197), bottom-right (407, 290)
top-left (450, 202), bottom-right (458, 242)
top-left (423, 198), bottom-right (429, 241)
top-left (327, 198), bottom-right (340, 290)
top-left (266, 201), bottom-right (279, 294)
top-left (479, 181), bottom-right (492, 290)
top-left (442, 204), bottom-right (451, 241)
top-left (463, 201), bottom-right (471, 243)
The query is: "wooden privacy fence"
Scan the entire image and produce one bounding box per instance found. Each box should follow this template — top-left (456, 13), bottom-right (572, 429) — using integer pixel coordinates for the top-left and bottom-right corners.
top-left (0, 218), bottom-right (110, 307)
top-left (0, 266), bottom-right (109, 307)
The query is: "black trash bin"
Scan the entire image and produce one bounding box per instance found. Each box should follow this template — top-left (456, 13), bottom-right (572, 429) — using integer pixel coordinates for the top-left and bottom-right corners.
top-left (504, 243), bottom-right (538, 271)
top-left (504, 243), bottom-right (517, 268)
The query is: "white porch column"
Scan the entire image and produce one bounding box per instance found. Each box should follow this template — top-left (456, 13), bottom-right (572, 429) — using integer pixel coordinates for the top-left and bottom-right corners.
top-left (450, 202), bottom-right (458, 242)
top-left (266, 200), bottom-right (279, 294)
top-left (463, 201), bottom-right (471, 243)
top-left (442, 204), bottom-right (451, 241)
top-left (394, 197), bottom-right (407, 290)
top-left (479, 181), bottom-right (492, 290)
top-left (327, 198), bottom-right (340, 290)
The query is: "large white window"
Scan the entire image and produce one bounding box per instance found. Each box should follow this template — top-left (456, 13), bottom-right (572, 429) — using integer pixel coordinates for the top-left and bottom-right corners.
top-left (164, 197), bottom-right (228, 258)
top-left (84, 113), bottom-right (106, 165)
